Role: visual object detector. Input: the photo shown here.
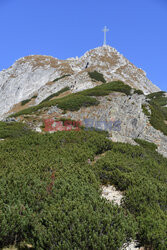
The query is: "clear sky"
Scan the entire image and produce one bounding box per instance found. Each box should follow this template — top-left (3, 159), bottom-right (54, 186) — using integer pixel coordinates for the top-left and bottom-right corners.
top-left (0, 0), bottom-right (166, 91)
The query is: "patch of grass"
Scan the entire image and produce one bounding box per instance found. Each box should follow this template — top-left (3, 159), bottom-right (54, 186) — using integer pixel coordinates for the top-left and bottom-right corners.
top-left (148, 91), bottom-right (167, 107)
top-left (142, 104), bottom-right (151, 117)
top-left (149, 103), bottom-right (167, 135)
top-left (54, 94), bottom-right (99, 111)
top-left (162, 107), bottom-right (167, 119)
top-left (10, 104), bottom-right (44, 117)
top-left (11, 81), bottom-right (143, 117)
top-left (147, 91), bottom-right (166, 100)
top-left (41, 86), bottom-right (70, 103)
top-left (0, 121), bottom-right (33, 139)
top-left (21, 99), bottom-right (31, 106)
top-left (134, 89), bottom-right (144, 95)
top-left (81, 81), bottom-right (132, 96)
top-left (134, 138), bottom-right (157, 151)
top-left (88, 71), bottom-right (106, 83)
top-left (32, 95), bottom-right (37, 98)
top-left (11, 93), bottom-right (99, 117)
top-left (53, 74), bottom-right (71, 82)
top-left (21, 95), bottom-right (37, 106)
top-left (145, 91), bottom-right (167, 135)
top-left (40, 122), bottom-right (45, 129)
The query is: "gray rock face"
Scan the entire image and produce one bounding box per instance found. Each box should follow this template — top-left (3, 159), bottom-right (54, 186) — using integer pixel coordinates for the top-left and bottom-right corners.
top-left (62, 93), bottom-right (167, 158)
top-left (2, 117), bottom-right (18, 122)
top-left (47, 106), bottom-right (63, 115)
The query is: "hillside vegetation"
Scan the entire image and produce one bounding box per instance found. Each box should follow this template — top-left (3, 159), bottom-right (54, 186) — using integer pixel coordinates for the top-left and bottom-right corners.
top-left (21, 95), bottom-right (37, 106)
top-left (10, 81), bottom-right (138, 118)
top-left (0, 122), bottom-right (167, 249)
top-left (41, 86), bottom-right (70, 103)
top-left (143, 91), bottom-right (167, 135)
top-left (88, 70), bottom-right (106, 83)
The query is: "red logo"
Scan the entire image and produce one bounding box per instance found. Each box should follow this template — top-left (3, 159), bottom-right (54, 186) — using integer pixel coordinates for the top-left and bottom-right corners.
top-left (44, 119), bottom-right (82, 132)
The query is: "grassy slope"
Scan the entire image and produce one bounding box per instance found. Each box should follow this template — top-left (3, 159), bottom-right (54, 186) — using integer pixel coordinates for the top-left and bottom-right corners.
top-left (143, 91), bottom-right (167, 135)
top-left (0, 121), bottom-right (33, 139)
top-left (40, 86), bottom-right (70, 103)
top-left (0, 123), bottom-right (167, 249)
top-left (21, 95), bottom-right (37, 106)
top-left (93, 138), bottom-right (167, 249)
top-left (10, 81), bottom-right (134, 118)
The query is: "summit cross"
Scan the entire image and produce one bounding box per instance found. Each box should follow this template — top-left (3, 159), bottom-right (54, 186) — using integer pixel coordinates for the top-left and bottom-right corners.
top-left (102, 26), bottom-right (109, 46)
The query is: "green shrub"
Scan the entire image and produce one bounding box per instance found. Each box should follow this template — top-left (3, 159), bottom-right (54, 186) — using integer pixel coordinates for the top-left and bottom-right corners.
top-left (10, 94), bottom-right (99, 117)
top-left (144, 91), bottom-right (167, 135)
top-left (11, 83), bottom-right (163, 119)
top-left (134, 89), bottom-right (144, 95)
top-left (21, 95), bottom-right (37, 106)
top-left (21, 98), bottom-right (31, 106)
top-left (137, 208), bottom-right (167, 249)
top-left (134, 138), bottom-right (157, 151)
top-left (53, 74), bottom-right (71, 82)
top-left (0, 130), bottom-right (136, 249)
top-left (0, 123), bottom-right (167, 249)
top-left (88, 71), bottom-right (106, 83)
top-left (54, 94), bottom-right (99, 111)
top-left (32, 95), bottom-right (37, 98)
top-left (149, 102), bottom-right (167, 135)
top-left (41, 86), bottom-right (70, 103)
top-left (93, 140), bottom-right (167, 249)
top-left (162, 107), bottom-right (167, 120)
top-left (81, 81), bottom-right (132, 96)
top-left (147, 91), bottom-right (166, 100)
top-left (0, 121), bottom-right (33, 139)
top-left (142, 104), bottom-right (151, 117)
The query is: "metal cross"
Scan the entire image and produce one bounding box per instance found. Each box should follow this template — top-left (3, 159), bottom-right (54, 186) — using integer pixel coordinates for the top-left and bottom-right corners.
top-left (102, 26), bottom-right (109, 46)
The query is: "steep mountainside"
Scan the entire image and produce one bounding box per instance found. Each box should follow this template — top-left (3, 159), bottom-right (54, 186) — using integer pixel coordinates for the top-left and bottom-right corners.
top-left (6, 81), bottom-right (167, 158)
top-left (0, 45), bottom-right (160, 119)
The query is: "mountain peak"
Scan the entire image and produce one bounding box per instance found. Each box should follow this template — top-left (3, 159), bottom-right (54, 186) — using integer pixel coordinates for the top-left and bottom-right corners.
top-left (66, 45), bottom-right (160, 93)
top-left (0, 46), bottom-right (160, 119)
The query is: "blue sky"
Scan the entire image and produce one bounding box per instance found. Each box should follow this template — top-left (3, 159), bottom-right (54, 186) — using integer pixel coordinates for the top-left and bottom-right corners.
top-left (0, 0), bottom-right (166, 91)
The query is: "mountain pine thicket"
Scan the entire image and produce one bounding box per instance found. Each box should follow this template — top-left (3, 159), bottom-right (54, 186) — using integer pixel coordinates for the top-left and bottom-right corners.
top-left (0, 122), bottom-right (166, 249)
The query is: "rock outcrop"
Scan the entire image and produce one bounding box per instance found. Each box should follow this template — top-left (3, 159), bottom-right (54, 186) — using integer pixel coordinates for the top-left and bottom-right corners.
top-left (48, 92), bottom-right (167, 158)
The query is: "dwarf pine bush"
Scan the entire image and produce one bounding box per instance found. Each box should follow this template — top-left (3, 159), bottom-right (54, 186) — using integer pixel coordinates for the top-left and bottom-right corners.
top-left (0, 122), bottom-right (166, 249)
